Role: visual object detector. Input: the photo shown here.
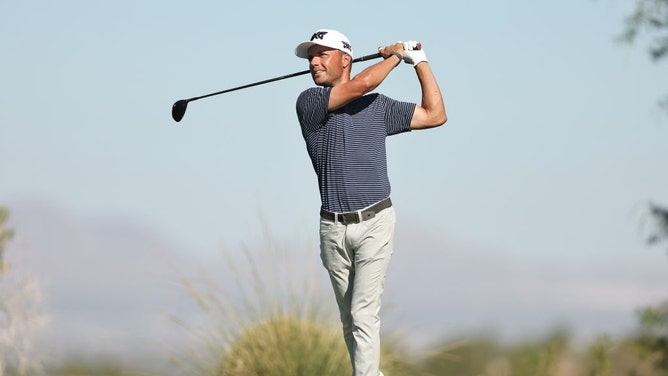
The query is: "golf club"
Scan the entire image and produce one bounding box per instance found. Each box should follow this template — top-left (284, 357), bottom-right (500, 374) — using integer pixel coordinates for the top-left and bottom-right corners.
top-left (171, 52), bottom-right (383, 122)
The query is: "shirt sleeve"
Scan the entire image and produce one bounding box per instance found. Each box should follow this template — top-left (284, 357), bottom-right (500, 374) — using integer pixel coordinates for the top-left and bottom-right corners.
top-left (381, 94), bottom-right (415, 136)
top-left (296, 87), bottom-right (331, 132)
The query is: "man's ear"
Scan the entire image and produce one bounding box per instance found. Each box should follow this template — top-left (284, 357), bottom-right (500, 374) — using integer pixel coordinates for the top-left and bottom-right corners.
top-left (342, 53), bottom-right (352, 69)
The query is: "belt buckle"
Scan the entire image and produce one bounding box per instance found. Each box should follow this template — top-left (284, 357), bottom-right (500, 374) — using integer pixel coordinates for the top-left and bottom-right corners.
top-left (339, 211), bottom-right (361, 225)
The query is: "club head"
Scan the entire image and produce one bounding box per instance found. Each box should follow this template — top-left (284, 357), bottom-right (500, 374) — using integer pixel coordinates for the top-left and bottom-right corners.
top-left (172, 100), bottom-right (189, 122)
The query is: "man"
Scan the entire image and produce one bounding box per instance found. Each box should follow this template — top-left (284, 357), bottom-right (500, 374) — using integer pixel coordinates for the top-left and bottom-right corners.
top-left (294, 29), bottom-right (447, 376)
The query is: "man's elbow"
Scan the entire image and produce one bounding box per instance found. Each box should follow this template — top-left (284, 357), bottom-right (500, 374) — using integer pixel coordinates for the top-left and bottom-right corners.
top-left (429, 111), bottom-right (447, 128)
top-left (435, 112), bottom-right (447, 126)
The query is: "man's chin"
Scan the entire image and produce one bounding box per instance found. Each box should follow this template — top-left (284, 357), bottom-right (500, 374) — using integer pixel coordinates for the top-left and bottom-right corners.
top-left (313, 79), bottom-right (331, 87)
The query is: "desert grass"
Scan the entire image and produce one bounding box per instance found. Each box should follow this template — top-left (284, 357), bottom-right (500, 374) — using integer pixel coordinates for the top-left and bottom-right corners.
top-left (219, 315), bottom-right (348, 375)
top-left (169, 219), bottom-right (416, 376)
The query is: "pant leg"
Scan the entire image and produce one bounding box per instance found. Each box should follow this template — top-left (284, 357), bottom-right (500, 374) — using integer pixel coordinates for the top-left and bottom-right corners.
top-left (348, 207), bottom-right (396, 376)
top-left (319, 217), bottom-right (355, 363)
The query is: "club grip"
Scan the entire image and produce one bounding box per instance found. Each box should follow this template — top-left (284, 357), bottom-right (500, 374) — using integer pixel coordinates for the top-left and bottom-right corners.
top-left (352, 52), bottom-right (382, 63)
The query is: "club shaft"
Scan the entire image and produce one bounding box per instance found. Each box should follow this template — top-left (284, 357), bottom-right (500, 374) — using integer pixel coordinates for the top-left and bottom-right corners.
top-left (186, 52), bottom-right (382, 102)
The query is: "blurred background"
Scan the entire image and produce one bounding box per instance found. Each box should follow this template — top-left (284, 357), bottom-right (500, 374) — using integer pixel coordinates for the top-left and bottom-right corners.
top-left (2, 0), bottom-right (667, 375)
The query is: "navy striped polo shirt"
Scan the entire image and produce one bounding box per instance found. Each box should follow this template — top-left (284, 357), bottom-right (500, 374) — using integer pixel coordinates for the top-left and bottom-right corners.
top-left (296, 86), bottom-right (415, 212)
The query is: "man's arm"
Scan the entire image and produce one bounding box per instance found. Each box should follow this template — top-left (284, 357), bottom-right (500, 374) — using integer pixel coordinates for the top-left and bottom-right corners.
top-left (409, 62), bottom-right (447, 129)
top-left (328, 44), bottom-right (404, 111)
top-left (401, 42), bottom-right (447, 130)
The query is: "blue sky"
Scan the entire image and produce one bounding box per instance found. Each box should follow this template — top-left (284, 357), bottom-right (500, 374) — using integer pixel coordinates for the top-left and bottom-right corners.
top-left (2, 0), bottom-right (668, 365)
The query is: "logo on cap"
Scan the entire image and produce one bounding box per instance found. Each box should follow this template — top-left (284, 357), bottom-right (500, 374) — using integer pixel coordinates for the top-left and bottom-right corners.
top-left (311, 31), bottom-right (328, 41)
top-left (309, 31), bottom-right (352, 53)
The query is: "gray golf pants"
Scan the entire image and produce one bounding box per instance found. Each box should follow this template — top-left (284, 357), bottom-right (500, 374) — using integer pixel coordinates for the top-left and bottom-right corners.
top-left (319, 206), bottom-right (396, 376)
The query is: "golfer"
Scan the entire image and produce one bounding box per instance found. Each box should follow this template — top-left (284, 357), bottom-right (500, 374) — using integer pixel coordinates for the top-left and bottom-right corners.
top-left (295, 29), bottom-right (446, 376)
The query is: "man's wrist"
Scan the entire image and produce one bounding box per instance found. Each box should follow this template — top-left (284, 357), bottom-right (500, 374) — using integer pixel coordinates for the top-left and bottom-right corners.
top-left (389, 52), bottom-right (402, 66)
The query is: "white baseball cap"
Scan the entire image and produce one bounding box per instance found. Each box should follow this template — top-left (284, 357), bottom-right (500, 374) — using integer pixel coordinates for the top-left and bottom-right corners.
top-left (295, 29), bottom-right (354, 59)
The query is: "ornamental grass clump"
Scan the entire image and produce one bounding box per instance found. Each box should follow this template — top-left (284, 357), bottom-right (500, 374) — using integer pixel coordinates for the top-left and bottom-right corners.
top-left (172, 220), bottom-right (416, 376)
top-left (170, 222), bottom-right (350, 375)
top-left (219, 315), bottom-right (349, 376)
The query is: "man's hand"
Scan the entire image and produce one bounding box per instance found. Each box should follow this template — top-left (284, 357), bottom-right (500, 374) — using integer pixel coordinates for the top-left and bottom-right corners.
top-left (378, 42), bottom-right (405, 63)
top-left (403, 41), bottom-right (428, 67)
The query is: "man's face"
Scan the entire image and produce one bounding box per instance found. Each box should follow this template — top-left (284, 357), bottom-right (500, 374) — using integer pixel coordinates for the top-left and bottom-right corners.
top-left (307, 45), bottom-right (349, 87)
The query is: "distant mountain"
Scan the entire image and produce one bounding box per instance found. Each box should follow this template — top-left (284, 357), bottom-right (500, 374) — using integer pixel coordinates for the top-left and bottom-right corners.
top-left (5, 200), bottom-right (203, 374)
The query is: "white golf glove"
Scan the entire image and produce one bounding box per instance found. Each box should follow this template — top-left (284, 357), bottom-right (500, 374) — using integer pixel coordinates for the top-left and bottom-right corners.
top-left (402, 40), bottom-right (427, 67)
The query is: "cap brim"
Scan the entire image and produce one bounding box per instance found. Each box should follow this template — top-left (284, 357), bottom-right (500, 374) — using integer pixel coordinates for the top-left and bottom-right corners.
top-left (295, 42), bottom-right (316, 59)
